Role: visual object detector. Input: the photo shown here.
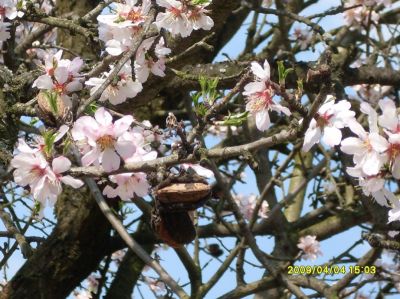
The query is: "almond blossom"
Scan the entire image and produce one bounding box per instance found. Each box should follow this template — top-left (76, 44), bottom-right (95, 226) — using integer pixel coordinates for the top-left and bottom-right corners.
top-left (346, 166), bottom-right (390, 207)
top-left (155, 0), bottom-right (190, 37)
top-left (341, 102), bottom-right (389, 176)
top-left (97, 0), bottom-right (151, 56)
top-left (97, 0), bottom-right (151, 28)
top-left (74, 290), bottom-right (92, 299)
top-left (0, 0), bottom-right (23, 20)
top-left (144, 276), bottom-right (166, 294)
top-left (353, 84), bottom-right (392, 104)
top-left (343, 0), bottom-right (384, 28)
top-left (85, 63), bottom-right (142, 105)
top-left (302, 95), bottom-right (356, 152)
top-left (233, 194), bottom-right (269, 221)
top-left (377, 99), bottom-right (400, 179)
top-left (379, 190), bottom-right (400, 223)
top-left (297, 235), bottom-right (322, 260)
top-left (103, 172), bottom-right (150, 200)
top-left (11, 151), bottom-right (83, 213)
top-left (243, 60), bottom-right (291, 131)
top-left (154, 0), bottom-right (213, 37)
top-left (292, 27), bottom-right (312, 50)
top-left (33, 50), bottom-right (83, 105)
top-left (71, 107), bottom-right (136, 172)
top-left (187, 4), bottom-right (214, 32)
top-left (181, 163), bottom-right (214, 178)
top-left (134, 37), bottom-right (171, 83)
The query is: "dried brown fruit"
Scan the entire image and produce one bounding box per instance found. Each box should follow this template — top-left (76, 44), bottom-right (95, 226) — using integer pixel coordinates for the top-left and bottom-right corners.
top-left (155, 182), bottom-right (211, 205)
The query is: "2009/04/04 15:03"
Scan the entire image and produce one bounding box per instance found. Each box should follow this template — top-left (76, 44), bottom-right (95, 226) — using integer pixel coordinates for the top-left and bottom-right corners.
top-left (287, 265), bottom-right (377, 275)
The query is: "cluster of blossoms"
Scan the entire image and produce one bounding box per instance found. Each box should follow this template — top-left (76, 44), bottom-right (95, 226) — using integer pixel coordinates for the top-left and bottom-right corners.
top-left (231, 193), bottom-right (269, 221)
top-left (154, 0), bottom-right (214, 37)
top-left (0, 0), bottom-right (23, 44)
top-left (97, 0), bottom-right (152, 56)
top-left (243, 60), bottom-right (291, 131)
top-left (353, 84), bottom-right (392, 104)
top-left (144, 276), bottom-right (166, 295)
top-left (297, 235), bottom-right (322, 261)
top-left (10, 126), bottom-right (83, 215)
top-left (301, 93), bottom-right (400, 224)
top-left (302, 95), bottom-right (356, 152)
top-left (344, 0), bottom-right (391, 28)
top-left (97, 0), bottom-right (212, 54)
top-left (73, 274), bottom-right (99, 299)
top-left (292, 27), bottom-right (312, 50)
top-left (72, 107), bottom-right (156, 200)
top-left (86, 62), bottom-right (142, 105)
top-left (33, 50), bottom-right (84, 106)
top-left (134, 36), bottom-right (171, 83)
top-left (341, 99), bottom-right (400, 223)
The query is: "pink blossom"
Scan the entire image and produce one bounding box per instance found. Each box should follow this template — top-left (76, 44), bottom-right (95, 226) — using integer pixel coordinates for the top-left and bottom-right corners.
top-left (86, 63), bottom-right (142, 105)
top-left (292, 28), bottom-right (312, 50)
top-left (302, 96), bottom-right (356, 152)
top-left (233, 194), bottom-right (269, 221)
top-left (71, 107), bottom-right (136, 172)
top-left (377, 99), bottom-right (400, 179)
top-left (0, 0), bottom-right (23, 20)
top-left (244, 60), bottom-right (290, 131)
top-left (86, 274), bottom-right (100, 294)
top-left (353, 84), bottom-right (392, 104)
top-left (346, 166), bottom-right (389, 207)
top-left (134, 37), bottom-right (171, 83)
top-left (181, 164), bottom-right (214, 178)
top-left (344, 0), bottom-right (382, 28)
top-left (33, 50), bottom-right (83, 104)
top-left (103, 172), bottom-right (150, 200)
top-left (187, 5), bottom-right (214, 31)
top-left (155, 0), bottom-right (214, 37)
top-left (155, 0), bottom-right (191, 37)
top-left (111, 249), bottom-right (126, 265)
top-left (341, 102), bottom-right (389, 176)
top-left (144, 276), bottom-right (166, 294)
top-left (97, 0), bottom-right (150, 28)
top-left (386, 191), bottom-right (400, 223)
top-left (11, 151), bottom-right (83, 212)
top-left (297, 235), bottom-right (322, 260)
top-left (97, 0), bottom-right (151, 56)
top-left (74, 291), bottom-right (92, 299)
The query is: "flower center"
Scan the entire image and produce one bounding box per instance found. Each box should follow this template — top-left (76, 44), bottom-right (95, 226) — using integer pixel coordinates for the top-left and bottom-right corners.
top-left (97, 135), bottom-right (115, 150)
top-left (54, 82), bottom-right (66, 94)
top-left (316, 112), bottom-right (333, 128)
top-left (32, 165), bottom-right (47, 177)
top-left (169, 7), bottom-right (182, 17)
top-left (126, 9), bottom-right (143, 23)
top-left (188, 8), bottom-right (201, 21)
top-left (247, 88), bottom-right (273, 112)
top-left (363, 138), bottom-right (373, 151)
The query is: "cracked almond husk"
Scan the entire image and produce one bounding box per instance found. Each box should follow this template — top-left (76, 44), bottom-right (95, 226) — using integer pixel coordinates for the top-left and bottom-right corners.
top-left (155, 182), bottom-right (211, 204)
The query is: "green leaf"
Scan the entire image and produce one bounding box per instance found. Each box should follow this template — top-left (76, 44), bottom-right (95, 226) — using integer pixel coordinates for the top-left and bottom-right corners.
top-left (191, 0), bottom-right (210, 5)
top-left (277, 61), bottom-right (293, 86)
top-left (191, 76), bottom-right (221, 116)
top-left (44, 91), bottom-right (59, 114)
top-left (84, 102), bottom-right (99, 116)
top-left (216, 111), bottom-right (249, 126)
